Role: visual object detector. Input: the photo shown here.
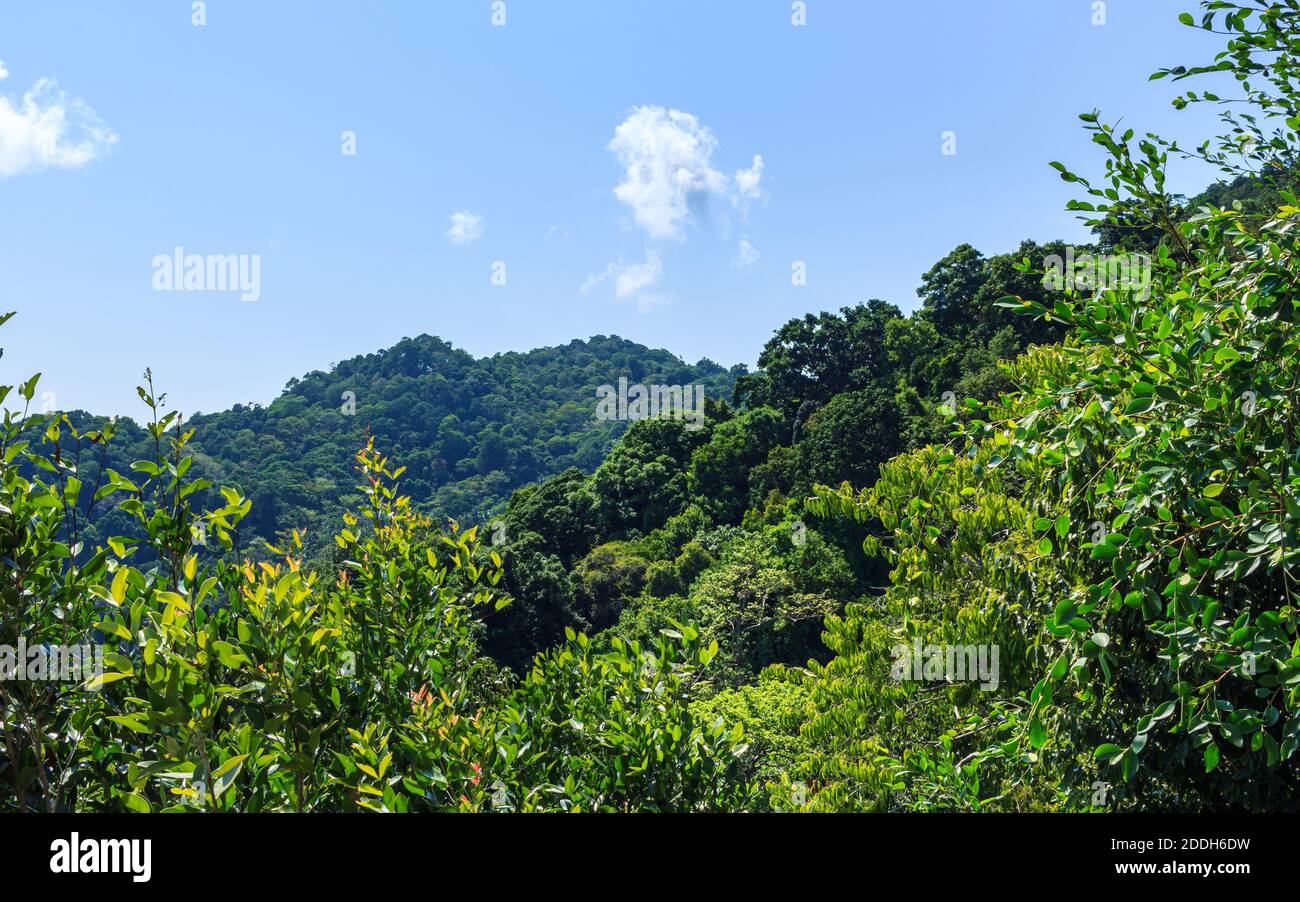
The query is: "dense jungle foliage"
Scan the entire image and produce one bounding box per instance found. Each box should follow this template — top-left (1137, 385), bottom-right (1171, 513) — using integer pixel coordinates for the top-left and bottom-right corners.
top-left (1, 0), bottom-right (1297, 812)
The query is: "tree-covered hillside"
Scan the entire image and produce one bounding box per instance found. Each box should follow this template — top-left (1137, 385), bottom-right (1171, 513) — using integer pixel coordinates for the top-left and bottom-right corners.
top-left (481, 250), bottom-right (1076, 671)
top-left (45, 335), bottom-right (740, 554)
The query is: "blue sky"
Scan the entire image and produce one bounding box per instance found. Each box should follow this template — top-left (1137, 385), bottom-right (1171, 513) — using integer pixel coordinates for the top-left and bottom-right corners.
top-left (0, 0), bottom-right (1229, 417)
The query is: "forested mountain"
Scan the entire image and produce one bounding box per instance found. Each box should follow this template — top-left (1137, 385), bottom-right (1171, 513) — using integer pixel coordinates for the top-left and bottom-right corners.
top-left (480, 241), bottom-right (1079, 671)
top-left (3, 0), bottom-right (1297, 815)
top-left (46, 335), bottom-right (740, 553)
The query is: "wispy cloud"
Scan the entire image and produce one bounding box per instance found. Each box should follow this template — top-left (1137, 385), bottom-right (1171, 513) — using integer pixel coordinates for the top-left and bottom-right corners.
top-left (630, 291), bottom-right (672, 313)
top-left (581, 250), bottom-right (663, 299)
top-left (444, 210), bottom-right (484, 245)
top-left (733, 237), bottom-right (760, 269)
top-left (735, 155), bottom-right (764, 202)
top-left (0, 76), bottom-right (118, 178)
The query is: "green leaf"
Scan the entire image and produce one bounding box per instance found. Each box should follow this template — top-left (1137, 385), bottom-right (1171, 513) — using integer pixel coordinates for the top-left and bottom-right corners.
top-left (94, 620), bottom-right (132, 641)
top-left (1204, 743), bottom-right (1221, 773)
top-left (212, 754), bottom-right (248, 799)
top-left (211, 641), bottom-right (250, 669)
top-left (19, 373), bottom-right (40, 402)
top-left (1094, 743), bottom-right (1124, 763)
top-left (120, 792), bottom-right (152, 813)
top-left (1121, 749), bottom-right (1138, 782)
top-left (107, 714), bottom-right (151, 735)
top-left (82, 671), bottom-right (132, 691)
top-left (1090, 542), bottom-right (1118, 561)
top-left (110, 567), bottom-right (129, 605)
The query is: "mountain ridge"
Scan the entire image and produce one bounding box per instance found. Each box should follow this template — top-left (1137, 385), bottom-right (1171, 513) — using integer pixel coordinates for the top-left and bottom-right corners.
top-left (55, 332), bottom-right (743, 552)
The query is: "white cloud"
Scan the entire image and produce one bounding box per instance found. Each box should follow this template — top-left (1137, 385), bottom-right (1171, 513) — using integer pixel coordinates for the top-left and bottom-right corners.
top-left (0, 60), bottom-right (8, 80)
top-left (608, 105), bottom-right (761, 241)
top-left (733, 237), bottom-right (760, 269)
top-left (0, 77), bottom-right (117, 179)
top-left (631, 292), bottom-right (673, 313)
top-left (735, 155), bottom-right (764, 201)
top-left (595, 107), bottom-right (763, 307)
top-left (581, 249), bottom-right (662, 299)
top-left (444, 210), bottom-right (484, 245)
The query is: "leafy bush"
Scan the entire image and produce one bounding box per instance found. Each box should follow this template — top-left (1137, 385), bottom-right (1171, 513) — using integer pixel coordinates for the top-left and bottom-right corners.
top-left (790, 0), bottom-right (1300, 812)
top-left (0, 352), bottom-right (747, 812)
